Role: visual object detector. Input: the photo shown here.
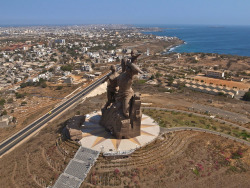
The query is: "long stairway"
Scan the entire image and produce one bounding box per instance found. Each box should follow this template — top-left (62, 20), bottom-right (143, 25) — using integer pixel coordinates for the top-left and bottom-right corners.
top-left (53, 146), bottom-right (100, 188)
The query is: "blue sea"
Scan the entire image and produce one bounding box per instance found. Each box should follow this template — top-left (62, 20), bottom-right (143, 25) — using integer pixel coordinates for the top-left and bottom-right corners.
top-left (142, 25), bottom-right (250, 57)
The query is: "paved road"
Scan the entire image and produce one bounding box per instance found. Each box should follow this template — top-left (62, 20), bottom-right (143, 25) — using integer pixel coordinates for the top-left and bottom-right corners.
top-left (142, 107), bottom-right (250, 132)
top-left (0, 72), bottom-right (111, 157)
top-left (191, 103), bottom-right (250, 124)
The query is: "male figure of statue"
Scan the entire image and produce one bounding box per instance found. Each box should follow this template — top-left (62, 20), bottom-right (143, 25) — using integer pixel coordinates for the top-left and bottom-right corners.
top-left (121, 51), bottom-right (140, 73)
top-left (103, 65), bottom-right (118, 109)
top-left (116, 63), bottom-right (143, 118)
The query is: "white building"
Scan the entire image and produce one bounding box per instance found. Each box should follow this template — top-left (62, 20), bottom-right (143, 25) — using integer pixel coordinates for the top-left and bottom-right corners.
top-left (0, 115), bottom-right (13, 128)
top-left (206, 70), bottom-right (225, 78)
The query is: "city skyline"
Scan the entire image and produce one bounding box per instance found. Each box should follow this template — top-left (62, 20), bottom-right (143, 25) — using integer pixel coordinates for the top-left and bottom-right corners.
top-left (0, 0), bottom-right (250, 26)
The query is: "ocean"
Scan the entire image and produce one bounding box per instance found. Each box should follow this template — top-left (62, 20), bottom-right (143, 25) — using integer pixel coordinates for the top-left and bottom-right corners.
top-left (142, 25), bottom-right (250, 57)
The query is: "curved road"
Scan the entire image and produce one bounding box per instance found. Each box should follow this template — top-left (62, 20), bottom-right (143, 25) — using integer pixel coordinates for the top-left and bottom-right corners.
top-left (0, 71), bottom-right (111, 157)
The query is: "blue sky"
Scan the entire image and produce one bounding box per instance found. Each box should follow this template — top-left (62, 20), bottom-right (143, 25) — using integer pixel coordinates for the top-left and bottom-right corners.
top-left (0, 0), bottom-right (249, 25)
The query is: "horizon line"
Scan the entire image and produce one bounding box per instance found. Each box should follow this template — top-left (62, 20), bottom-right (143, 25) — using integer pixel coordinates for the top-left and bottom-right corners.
top-left (1, 23), bottom-right (250, 28)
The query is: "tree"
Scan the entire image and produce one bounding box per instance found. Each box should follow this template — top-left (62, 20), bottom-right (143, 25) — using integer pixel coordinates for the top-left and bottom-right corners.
top-left (14, 56), bottom-right (19, 61)
top-left (50, 57), bottom-right (57, 62)
top-left (243, 90), bottom-right (250, 101)
top-left (20, 83), bottom-right (27, 88)
top-left (155, 72), bottom-right (162, 78)
top-left (149, 75), bottom-right (155, 80)
top-left (41, 82), bottom-right (47, 88)
top-left (12, 117), bottom-right (17, 123)
top-left (41, 69), bottom-right (47, 74)
top-left (48, 68), bottom-right (54, 72)
top-left (61, 64), bottom-right (73, 72)
top-left (1, 110), bottom-right (7, 116)
top-left (168, 76), bottom-right (174, 86)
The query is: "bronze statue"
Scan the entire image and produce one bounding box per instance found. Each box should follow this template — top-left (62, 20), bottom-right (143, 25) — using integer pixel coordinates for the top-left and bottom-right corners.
top-left (100, 52), bottom-right (143, 139)
top-left (103, 65), bottom-right (118, 109)
top-left (116, 63), bottom-right (143, 118)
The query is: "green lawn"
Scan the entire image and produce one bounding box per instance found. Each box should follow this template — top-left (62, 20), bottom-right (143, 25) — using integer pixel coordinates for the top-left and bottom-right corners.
top-left (143, 109), bottom-right (250, 141)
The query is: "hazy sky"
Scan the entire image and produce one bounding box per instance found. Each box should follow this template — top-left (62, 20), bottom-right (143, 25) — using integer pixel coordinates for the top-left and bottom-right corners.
top-left (0, 0), bottom-right (249, 25)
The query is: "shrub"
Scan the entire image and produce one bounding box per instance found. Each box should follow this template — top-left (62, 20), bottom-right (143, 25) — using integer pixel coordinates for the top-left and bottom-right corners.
top-left (7, 98), bottom-right (13, 103)
top-left (157, 87), bottom-right (170, 92)
top-left (212, 126), bottom-right (217, 130)
top-left (218, 92), bottom-right (225, 96)
top-left (0, 99), bottom-right (6, 106)
top-left (56, 86), bottom-right (63, 90)
top-left (192, 167), bottom-right (199, 176)
top-left (21, 101), bottom-right (27, 106)
top-left (231, 151), bottom-right (243, 159)
top-left (15, 92), bottom-right (25, 99)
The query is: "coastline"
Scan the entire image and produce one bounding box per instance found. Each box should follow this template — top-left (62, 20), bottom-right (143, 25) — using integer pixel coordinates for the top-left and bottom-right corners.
top-left (169, 41), bottom-right (187, 52)
top-left (139, 25), bottom-right (250, 57)
top-left (162, 41), bottom-right (186, 54)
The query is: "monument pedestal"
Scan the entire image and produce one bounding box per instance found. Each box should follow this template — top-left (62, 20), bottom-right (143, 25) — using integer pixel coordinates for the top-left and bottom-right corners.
top-left (78, 111), bottom-right (160, 154)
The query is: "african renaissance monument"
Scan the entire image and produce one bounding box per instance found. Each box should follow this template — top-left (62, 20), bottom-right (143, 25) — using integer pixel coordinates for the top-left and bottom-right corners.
top-left (100, 52), bottom-right (143, 139)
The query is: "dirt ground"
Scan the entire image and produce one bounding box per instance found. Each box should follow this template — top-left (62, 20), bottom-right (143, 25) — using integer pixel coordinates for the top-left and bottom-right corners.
top-left (170, 54), bottom-right (250, 73)
top-left (0, 84), bottom-right (80, 142)
top-left (83, 131), bottom-right (250, 188)
top-left (194, 76), bottom-right (250, 90)
top-left (0, 93), bottom-right (106, 188)
top-left (133, 83), bottom-right (250, 125)
top-left (0, 64), bottom-right (250, 187)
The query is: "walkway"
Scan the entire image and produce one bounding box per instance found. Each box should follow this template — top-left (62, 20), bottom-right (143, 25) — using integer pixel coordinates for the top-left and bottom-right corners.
top-left (53, 146), bottom-right (100, 188)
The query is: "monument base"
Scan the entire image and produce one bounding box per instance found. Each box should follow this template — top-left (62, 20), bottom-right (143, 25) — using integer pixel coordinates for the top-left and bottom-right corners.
top-left (63, 115), bottom-right (86, 141)
top-left (78, 111), bottom-right (160, 154)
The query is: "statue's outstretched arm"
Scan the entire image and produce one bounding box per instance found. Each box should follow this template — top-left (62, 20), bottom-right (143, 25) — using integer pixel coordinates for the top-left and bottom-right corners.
top-left (102, 76), bottom-right (109, 83)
